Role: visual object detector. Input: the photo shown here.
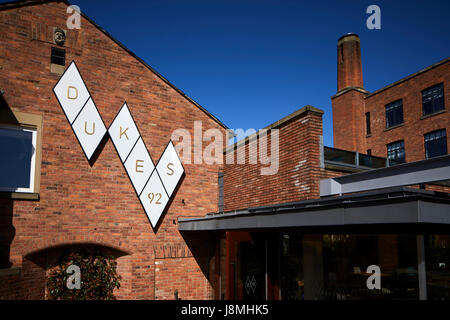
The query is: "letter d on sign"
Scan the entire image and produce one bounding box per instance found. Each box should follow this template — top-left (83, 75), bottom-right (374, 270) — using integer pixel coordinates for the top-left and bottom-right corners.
top-left (66, 264), bottom-right (81, 289)
top-left (366, 265), bottom-right (381, 290)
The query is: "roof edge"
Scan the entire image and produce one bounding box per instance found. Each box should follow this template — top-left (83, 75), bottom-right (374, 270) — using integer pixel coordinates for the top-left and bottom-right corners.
top-left (224, 105), bottom-right (324, 153)
top-left (0, 0), bottom-right (228, 129)
top-left (365, 57), bottom-right (450, 99)
top-left (331, 86), bottom-right (370, 99)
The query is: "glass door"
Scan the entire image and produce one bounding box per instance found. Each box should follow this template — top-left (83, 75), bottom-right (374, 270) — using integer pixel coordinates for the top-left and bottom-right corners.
top-left (237, 240), bottom-right (266, 300)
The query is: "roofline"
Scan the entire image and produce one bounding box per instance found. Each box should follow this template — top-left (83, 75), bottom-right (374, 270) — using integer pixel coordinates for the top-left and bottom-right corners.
top-left (0, 0), bottom-right (228, 129)
top-left (224, 105), bottom-right (324, 153)
top-left (364, 57), bottom-right (450, 99)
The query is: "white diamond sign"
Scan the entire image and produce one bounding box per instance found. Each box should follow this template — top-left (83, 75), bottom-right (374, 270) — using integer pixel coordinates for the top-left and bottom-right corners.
top-left (139, 170), bottom-right (170, 228)
top-left (109, 103), bottom-right (155, 196)
top-left (108, 103), bottom-right (141, 162)
top-left (108, 103), bottom-right (184, 228)
top-left (53, 61), bottom-right (185, 230)
top-left (124, 137), bottom-right (155, 195)
top-left (156, 141), bottom-right (185, 198)
top-left (53, 61), bottom-right (107, 160)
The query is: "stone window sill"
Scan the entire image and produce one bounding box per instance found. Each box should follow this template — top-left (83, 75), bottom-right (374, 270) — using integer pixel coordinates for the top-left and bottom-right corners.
top-left (0, 192), bottom-right (39, 200)
top-left (384, 123), bottom-right (404, 132)
top-left (421, 109), bottom-right (446, 120)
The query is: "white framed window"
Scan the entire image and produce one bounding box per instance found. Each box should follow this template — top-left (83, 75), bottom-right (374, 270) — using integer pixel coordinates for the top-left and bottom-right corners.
top-left (0, 124), bottom-right (38, 193)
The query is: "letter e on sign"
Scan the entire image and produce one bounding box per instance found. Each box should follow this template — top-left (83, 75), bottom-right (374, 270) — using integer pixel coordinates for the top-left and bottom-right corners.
top-left (124, 137), bottom-right (155, 195)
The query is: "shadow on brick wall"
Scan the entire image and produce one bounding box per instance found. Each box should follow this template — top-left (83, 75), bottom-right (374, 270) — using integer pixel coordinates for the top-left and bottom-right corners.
top-left (22, 243), bottom-right (128, 299)
top-left (181, 231), bottom-right (217, 289)
top-left (0, 199), bottom-right (15, 269)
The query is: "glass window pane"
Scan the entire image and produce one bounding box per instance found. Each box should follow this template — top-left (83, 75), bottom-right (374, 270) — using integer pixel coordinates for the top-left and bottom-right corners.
top-left (425, 129), bottom-right (447, 159)
top-left (422, 83), bottom-right (445, 115)
top-left (387, 140), bottom-right (405, 162)
top-left (425, 235), bottom-right (450, 300)
top-left (386, 100), bottom-right (403, 128)
top-left (0, 126), bottom-right (35, 191)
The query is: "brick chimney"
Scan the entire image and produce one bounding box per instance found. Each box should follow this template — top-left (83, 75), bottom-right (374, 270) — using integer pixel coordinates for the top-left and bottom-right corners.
top-left (332, 34), bottom-right (368, 153)
top-left (337, 33), bottom-right (363, 91)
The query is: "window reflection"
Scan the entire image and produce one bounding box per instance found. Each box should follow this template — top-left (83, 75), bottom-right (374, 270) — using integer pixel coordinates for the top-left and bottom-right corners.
top-left (280, 234), bottom-right (421, 300)
top-left (0, 126), bottom-right (36, 191)
top-left (425, 235), bottom-right (450, 300)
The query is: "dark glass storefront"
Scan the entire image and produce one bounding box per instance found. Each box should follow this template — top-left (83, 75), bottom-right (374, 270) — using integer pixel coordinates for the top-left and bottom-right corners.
top-left (425, 235), bottom-right (450, 300)
top-left (179, 187), bottom-right (450, 300)
top-left (231, 233), bottom-right (450, 300)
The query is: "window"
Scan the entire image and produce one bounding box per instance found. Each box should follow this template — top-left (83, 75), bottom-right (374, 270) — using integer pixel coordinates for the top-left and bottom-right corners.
top-left (0, 110), bottom-right (42, 196)
top-left (365, 112), bottom-right (371, 135)
top-left (385, 100), bottom-right (404, 128)
top-left (424, 129), bottom-right (447, 159)
top-left (422, 83), bottom-right (444, 116)
top-left (51, 47), bottom-right (65, 66)
top-left (387, 140), bottom-right (405, 163)
top-left (0, 126), bottom-right (37, 192)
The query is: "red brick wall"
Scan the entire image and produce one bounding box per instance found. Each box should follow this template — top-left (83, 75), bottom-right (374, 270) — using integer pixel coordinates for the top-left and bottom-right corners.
top-left (337, 35), bottom-right (363, 91)
top-left (333, 32), bottom-right (449, 161)
top-left (332, 89), bottom-right (368, 153)
top-left (223, 107), bottom-right (347, 212)
top-left (365, 61), bottom-right (449, 162)
top-left (0, 1), bottom-right (225, 299)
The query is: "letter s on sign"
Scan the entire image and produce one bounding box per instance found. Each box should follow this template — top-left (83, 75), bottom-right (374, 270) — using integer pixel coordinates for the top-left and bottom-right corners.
top-left (167, 163), bottom-right (174, 176)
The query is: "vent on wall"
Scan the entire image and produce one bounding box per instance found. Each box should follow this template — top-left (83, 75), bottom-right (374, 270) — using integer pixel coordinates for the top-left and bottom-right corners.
top-left (51, 47), bottom-right (65, 66)
top-left (50, 47), bottom-right (66, 75)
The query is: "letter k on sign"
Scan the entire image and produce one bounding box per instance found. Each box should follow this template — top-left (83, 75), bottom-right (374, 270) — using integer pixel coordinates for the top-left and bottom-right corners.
top-left (53, 61), bottom-right (184, 230)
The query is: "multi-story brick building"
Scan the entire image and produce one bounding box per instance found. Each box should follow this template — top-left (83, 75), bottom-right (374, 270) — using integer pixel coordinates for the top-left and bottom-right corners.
top-left (180, 35), bottom-right (450, 300)
top-left (332, 33), bottom-right (449, 163)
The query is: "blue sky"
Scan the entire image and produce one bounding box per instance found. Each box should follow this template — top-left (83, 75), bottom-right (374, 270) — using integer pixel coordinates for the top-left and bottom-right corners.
top-left (10, 0), bottom-right (450, 146)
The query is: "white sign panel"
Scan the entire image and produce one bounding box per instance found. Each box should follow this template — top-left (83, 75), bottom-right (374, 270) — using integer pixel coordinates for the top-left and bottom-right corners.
top-left (124, 137), bottom-right (155, 195)
top-left (139, 170), bottom-right (170, 228)
top-left (53, 61), bottom-right (106, 161)
top-left (108, 103), bottom-right (140, 162)
top-left (53, 61), bottom-right (186, 230)
top-left (53, 61), bottom-right (91, 124)
top-left (156, 141), bottom-right (185, 198)
top-left (71, 98), bottom-right (107, 160)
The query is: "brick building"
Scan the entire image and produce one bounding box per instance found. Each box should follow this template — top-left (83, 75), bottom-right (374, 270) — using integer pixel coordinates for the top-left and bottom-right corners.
top-left (332, 33), bottom-right (449, 163)
top-left (0, 0), bottom-right (227, 299)
top-left (180, 101), bottom-right (450, 300)
top-left (1, 0), bottom-right (449, 301)
top-left (179, 35), bottom-right (450, 300)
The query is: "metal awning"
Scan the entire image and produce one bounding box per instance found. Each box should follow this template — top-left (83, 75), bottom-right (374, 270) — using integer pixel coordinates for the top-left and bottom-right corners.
top-left (178, 187), bottom-right (450, 232)
top-left (320, 155), bottom-right (450, 197)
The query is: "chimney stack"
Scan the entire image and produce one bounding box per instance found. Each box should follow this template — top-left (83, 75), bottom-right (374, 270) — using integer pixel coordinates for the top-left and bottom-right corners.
top-left (331, 34), bottom-right (368, 153)
top-left (337, 33), bottom-right (363, 91)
